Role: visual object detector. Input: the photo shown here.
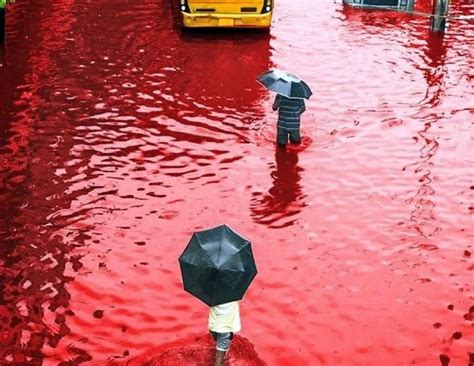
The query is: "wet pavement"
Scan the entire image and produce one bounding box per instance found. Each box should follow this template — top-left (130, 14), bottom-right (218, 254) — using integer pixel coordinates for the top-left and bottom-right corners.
top-left (0, 0), bottom-right (473, 365)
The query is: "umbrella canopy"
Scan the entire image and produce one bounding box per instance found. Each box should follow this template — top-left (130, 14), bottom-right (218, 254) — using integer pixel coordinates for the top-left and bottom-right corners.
top-left (258, 69), bottom-right (312, 99)
top-left (179, 224), bottom-right (257, 307)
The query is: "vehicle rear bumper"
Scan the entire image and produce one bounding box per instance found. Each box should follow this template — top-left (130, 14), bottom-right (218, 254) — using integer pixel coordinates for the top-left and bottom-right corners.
top-left (181, 12), bottom-right (272, 28)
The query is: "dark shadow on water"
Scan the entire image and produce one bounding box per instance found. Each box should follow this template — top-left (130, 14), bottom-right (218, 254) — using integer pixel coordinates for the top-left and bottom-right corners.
top-left (179, 27), bottom-right (271, 42)
top-left (250, 147), bottom-right (306, 228)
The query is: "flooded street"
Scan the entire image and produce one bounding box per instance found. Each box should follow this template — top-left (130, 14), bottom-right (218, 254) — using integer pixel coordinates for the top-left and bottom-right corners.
top-left (0, 0), bottom-right (473, 365)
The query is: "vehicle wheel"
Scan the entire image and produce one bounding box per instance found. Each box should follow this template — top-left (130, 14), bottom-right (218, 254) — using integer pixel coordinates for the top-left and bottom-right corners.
top-left (1, 8), bottom-right (5, 44)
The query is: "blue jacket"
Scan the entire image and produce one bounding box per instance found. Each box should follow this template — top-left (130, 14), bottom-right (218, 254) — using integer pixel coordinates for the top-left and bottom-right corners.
top-left (272, 94), bottom-right (306, 132)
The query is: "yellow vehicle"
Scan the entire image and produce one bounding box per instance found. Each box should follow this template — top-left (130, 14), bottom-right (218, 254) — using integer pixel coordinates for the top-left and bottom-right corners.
top-left (179, 0), bottom-right (273, 28)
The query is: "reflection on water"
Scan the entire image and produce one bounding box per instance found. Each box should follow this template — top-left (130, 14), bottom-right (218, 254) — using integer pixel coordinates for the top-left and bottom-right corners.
top-left (406, 31), bottom-right (446, 241)
top-left (250, 148), bottom-right (305, 228)
top-left (0, 0), bottom-right (473, 365)
top-left (421, 31), bottom-right (448, 107)
top-left (405, 118), bottom-right (440, 240)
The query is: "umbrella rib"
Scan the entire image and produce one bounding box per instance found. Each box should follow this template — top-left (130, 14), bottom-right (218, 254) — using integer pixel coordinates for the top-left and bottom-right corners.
top-left (218, 226), bottom-right (226, 268)
top-left (219, 273), bottom-right (238, 293)
top-left (219, 242), bottom-right (253, 271)
top-left (257, 69), bottom-right (311, 99)
top-left (195, 233), bottom-right (218, 267)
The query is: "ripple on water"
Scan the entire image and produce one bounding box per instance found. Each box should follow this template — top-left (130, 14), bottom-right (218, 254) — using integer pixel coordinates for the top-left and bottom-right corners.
top-left (0, 0), bottom-right (473, 365)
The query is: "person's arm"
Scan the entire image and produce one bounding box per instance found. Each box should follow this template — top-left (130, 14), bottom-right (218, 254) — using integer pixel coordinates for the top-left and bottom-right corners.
top-left (272, 95), bottom-right (281, 111)
top-left (299, 100), bottom-right (306, 114)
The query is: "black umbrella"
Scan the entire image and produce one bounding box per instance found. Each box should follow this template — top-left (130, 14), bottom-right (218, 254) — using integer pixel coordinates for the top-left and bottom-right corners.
top-left (258, 69), bottom-right (312, 99)
top-left (179, 224), bottom-right (257, 307)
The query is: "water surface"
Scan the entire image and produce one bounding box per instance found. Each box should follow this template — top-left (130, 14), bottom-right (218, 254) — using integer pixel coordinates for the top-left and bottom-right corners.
top-left (0, 0), bottom-right (473, 365)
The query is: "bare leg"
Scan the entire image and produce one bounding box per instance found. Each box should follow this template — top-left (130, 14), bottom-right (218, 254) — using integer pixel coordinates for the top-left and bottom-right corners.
top-left (214, 350), bottom-right (226, 366)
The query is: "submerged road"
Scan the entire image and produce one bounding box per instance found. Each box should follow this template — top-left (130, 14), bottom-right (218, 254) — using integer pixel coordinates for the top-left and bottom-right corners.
top-left (0, 0), bottom-right (473, 365)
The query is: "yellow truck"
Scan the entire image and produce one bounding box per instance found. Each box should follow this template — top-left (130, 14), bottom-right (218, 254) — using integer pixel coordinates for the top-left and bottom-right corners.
top-left (179, 0), bottom-right (273, 28)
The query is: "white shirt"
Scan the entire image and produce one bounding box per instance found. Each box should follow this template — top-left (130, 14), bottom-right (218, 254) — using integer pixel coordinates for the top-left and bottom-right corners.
top-left (208, 301), bottom-right (241, 333)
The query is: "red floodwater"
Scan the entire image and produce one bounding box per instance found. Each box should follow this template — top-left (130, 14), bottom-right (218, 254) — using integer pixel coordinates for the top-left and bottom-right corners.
top-left (0, 0), bottom-right (473, 365)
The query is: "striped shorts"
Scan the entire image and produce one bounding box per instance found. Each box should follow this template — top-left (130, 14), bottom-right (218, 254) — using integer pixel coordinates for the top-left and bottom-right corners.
top-left (210, 331), bottom-right (234, 352)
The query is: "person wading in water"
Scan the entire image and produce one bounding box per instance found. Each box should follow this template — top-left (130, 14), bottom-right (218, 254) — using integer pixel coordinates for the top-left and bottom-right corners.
top-left (208, 301), bottom-right (241, 366)
top-left (272, 93), bottom-right (306, 147)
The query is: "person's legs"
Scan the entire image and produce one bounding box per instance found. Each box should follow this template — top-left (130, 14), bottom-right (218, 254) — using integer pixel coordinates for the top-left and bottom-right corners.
top-left (213, 332), bottom-right (232, 366)
top-left (289, 129), bottom-right (301, 144)
top-left (214, 350), bottom-right (226, 366)
top-left (277, 128), bottom-right (288, 147)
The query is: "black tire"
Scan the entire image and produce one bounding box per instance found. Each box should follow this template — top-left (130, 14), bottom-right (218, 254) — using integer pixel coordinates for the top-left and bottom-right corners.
top-left (1, 8), bottom-right (5, 44)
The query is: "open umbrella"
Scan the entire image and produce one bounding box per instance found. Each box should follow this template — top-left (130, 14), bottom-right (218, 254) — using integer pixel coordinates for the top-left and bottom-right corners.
top-left (178, 224), bottom-right (257, 307)
top-left (258, 69), bottom-right (312, 99)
